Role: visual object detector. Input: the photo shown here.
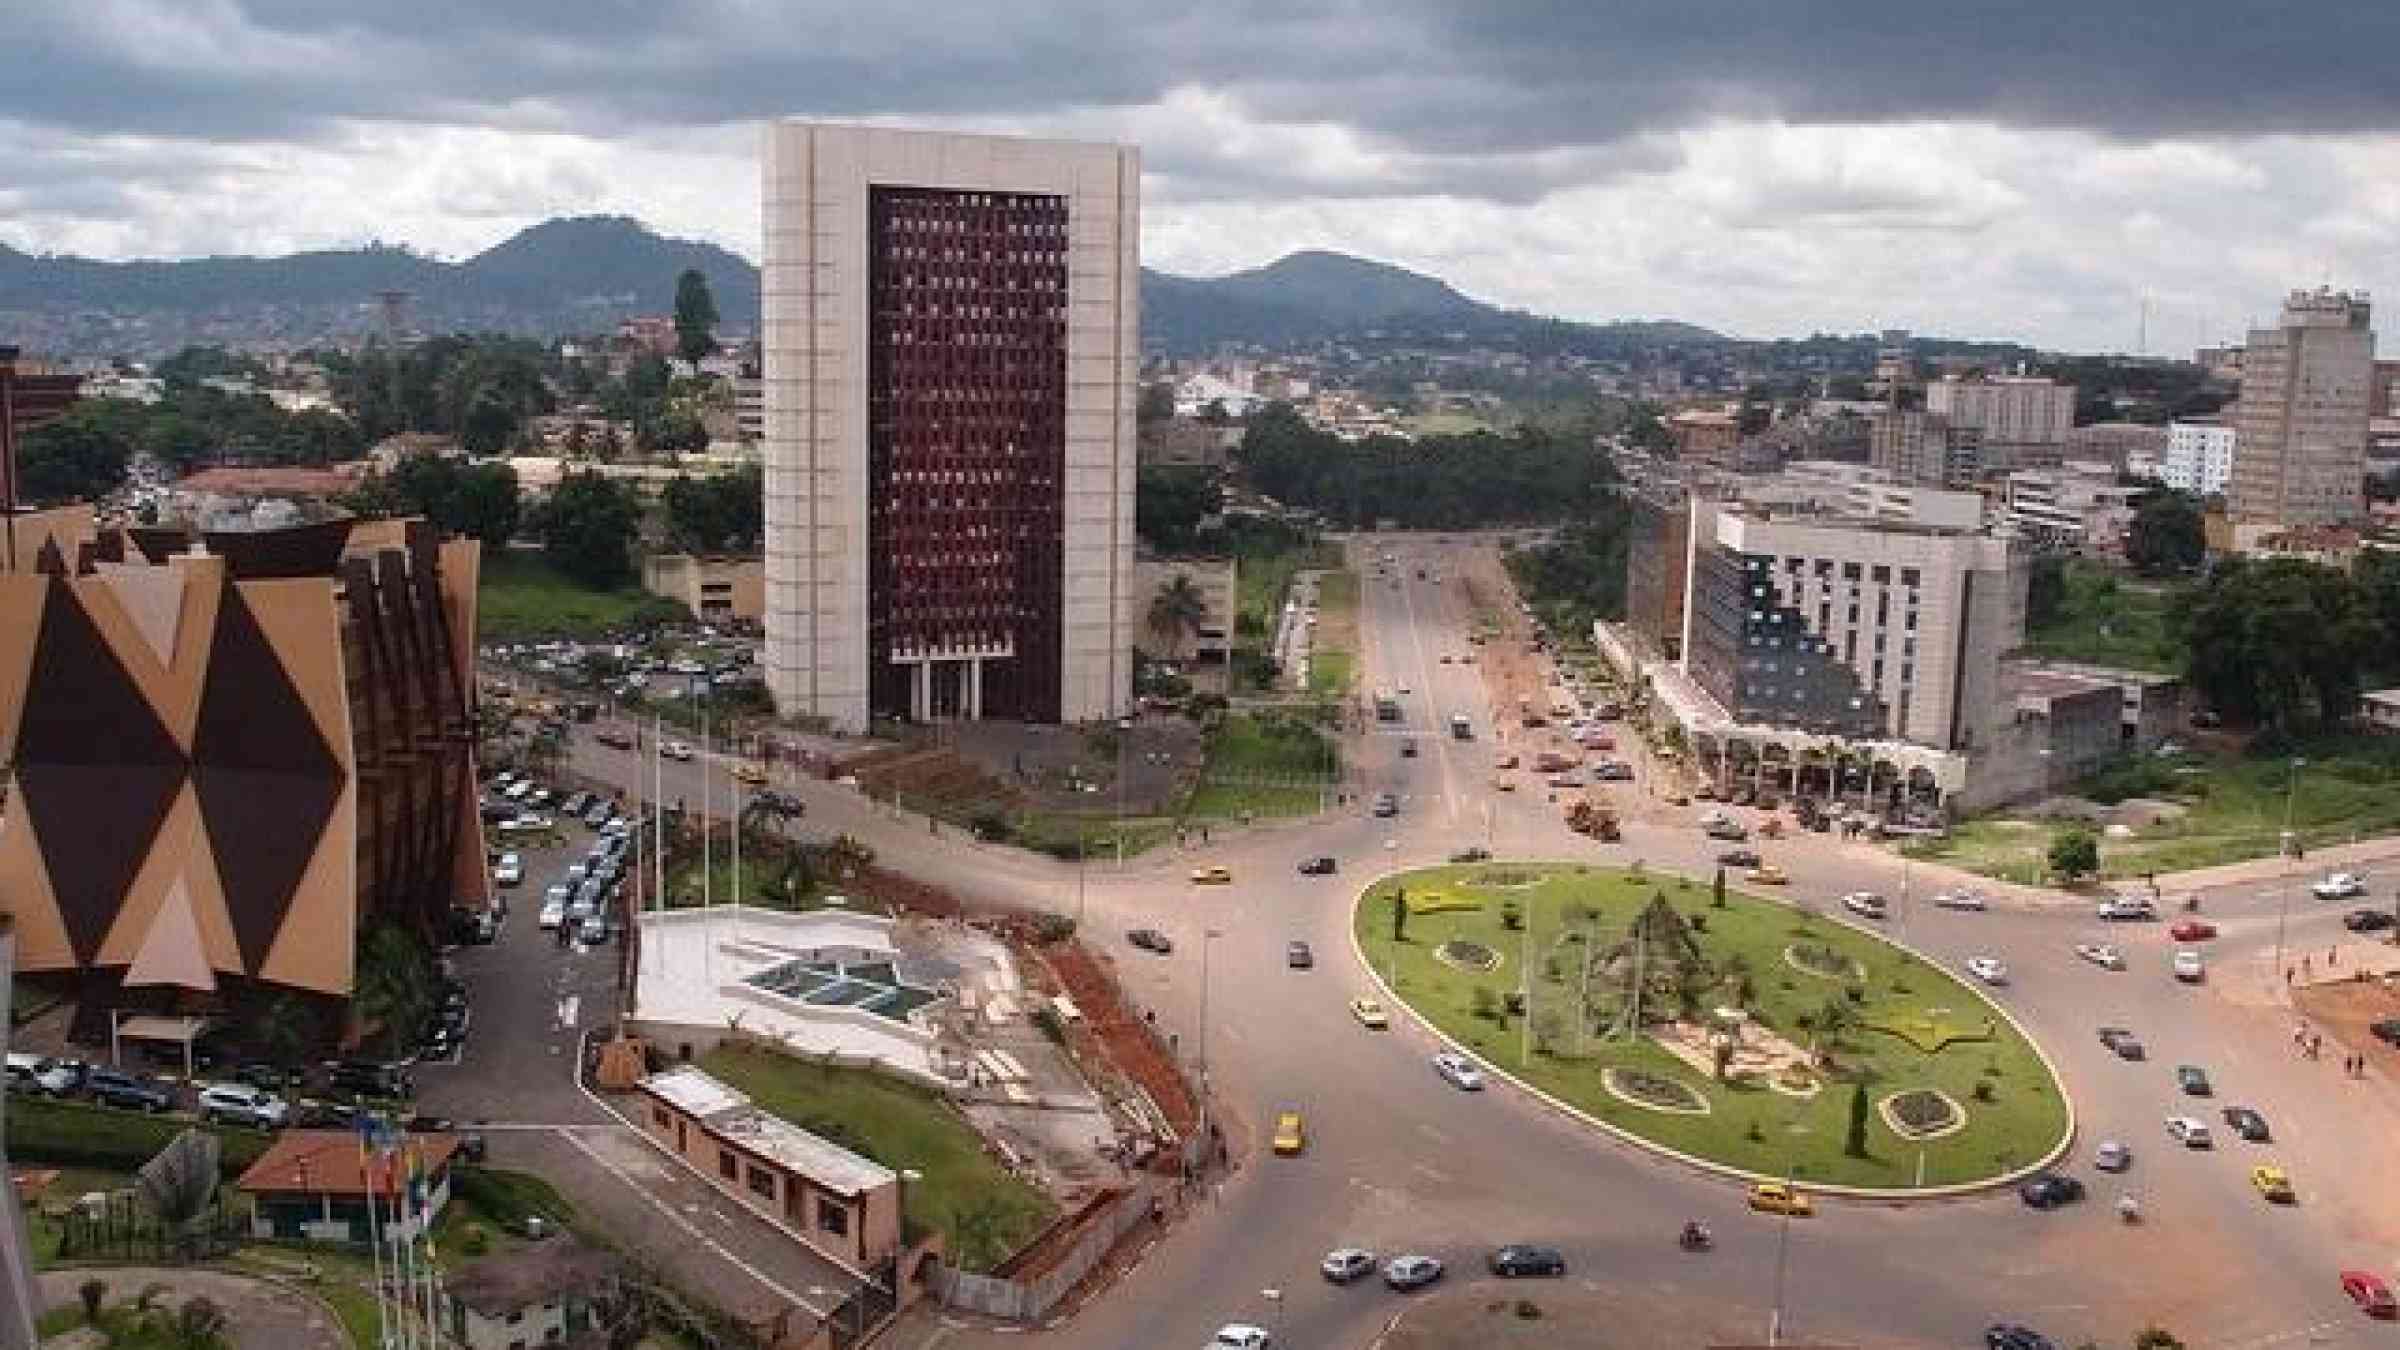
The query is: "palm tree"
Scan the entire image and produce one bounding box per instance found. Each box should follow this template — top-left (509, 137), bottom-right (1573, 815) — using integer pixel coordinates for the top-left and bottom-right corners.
top-left (1147, 574), bottom-right (1207, 661)
top-left (353, 923), bottom-right (433, 1056)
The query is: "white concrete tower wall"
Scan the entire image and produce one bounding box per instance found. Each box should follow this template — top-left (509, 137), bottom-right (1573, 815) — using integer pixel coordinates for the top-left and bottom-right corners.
top-left (761, 122), bottom-right (1138, 731)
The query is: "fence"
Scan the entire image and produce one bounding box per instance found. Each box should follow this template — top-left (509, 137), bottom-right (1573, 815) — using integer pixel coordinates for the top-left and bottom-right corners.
top-left (48, 1192), bottom-right (242, 1265)
top-left (926, 1175), bottom-right (1164, 1323)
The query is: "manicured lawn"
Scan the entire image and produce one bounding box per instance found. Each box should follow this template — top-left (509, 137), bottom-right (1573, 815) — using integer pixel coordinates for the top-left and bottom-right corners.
top-left (1309, 648), bottom-right (1354, 696)
top-left (1910, 738), bottom-right (2400, 881)
top-left (1183, 713), bottom-right (1338, 822)
top-left (7, 1098), bottom-right (273, 1180)
top-left (1355, 863), bottom-right (2068, 1189)
top-left (700, 1044), bottom-right (1055, 1271)
top-left (2021, 560), bottom-right (2181, 673)
top-left (1007, 810), bottom-right (1178, 861)
top-left (1182, 782), bottom-right (1324, 820)
top-left (479, 551), bottom-right (687, 641)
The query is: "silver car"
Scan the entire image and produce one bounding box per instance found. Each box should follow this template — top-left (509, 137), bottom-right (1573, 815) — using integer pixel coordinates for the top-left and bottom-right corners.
top-left (2095, 1139), bottom-right (2132, 1172)
top-left (1432, 1052), bottom-right (1485, 1091)
top-left (1320, 1247), bottom-right (1377, 1284)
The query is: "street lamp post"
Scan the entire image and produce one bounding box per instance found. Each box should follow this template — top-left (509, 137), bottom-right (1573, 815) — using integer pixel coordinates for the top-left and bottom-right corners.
top-left (1200, 928), bottom-right (1224, 1081)
top-left (2272, 756), bottom-right (2306, 987)
top-left (1768, 1138), bottom-right (1807, 1346)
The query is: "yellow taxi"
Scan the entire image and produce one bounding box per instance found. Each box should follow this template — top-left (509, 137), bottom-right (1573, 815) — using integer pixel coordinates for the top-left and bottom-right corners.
top-left (1747, 1182), bottom-right (1813, 1216)
top-left (732, 761), bottom-right (769, 785)
top-left (2250, 1165), bottom-right (2295, 1203)
top-left (1273, 1110), bottom-right (1307, 1156)
top-left (1746, 863), bottom-right (1790, 886)
top-left (1349, 997), bottom-right (1390, 1029)
top-left (1189, 865), bottom-right (1233, 885)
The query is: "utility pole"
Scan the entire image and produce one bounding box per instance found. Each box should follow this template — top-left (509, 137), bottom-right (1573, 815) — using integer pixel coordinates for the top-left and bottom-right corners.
top-left (2272, 756), bottom-right (2306, 988)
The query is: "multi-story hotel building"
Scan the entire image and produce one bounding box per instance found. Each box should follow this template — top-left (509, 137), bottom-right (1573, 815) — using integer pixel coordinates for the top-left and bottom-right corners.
top-left (760, 123), bottom-right (1139, 732)
top-left (2162, 418), bottom-right (2236, 496)
top-left (1925, 375), bottom-right (2074, 470)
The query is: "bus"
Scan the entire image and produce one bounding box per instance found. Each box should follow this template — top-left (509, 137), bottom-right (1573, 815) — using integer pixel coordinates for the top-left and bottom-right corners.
top-left (1374, 689), bottom-right (1402, 722)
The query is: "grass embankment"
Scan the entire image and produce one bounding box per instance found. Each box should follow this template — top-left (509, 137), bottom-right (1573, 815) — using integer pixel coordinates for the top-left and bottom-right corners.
top-left (1911, 738), bottom-right (2400, 881)
top-left (1354, 863), bottom-right (2067, 1188)
top-left (1308, 570), bottom-right (1359, 697)
top-left (2020, 560), bottom-right (2181, 673)
top-left (479, 551), bottom-right (688, 641)
top-left (1184, 712), bottom-right (1338, 821)
top-left (700, 1045), bottom-right (1054, 1272)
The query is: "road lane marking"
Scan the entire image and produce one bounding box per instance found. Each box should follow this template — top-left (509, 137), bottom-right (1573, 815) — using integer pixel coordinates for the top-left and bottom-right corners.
top-left (557, 995), bottom-right (581, 1028)
top-left (553, 1127), bottom-right (830, 1316)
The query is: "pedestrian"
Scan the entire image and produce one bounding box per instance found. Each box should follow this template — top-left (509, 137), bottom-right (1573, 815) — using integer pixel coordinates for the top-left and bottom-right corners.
top-left (2331, 946), bottom-right (2340, 967)
top-left (2288, 966), bottom-right (2297, 986)
top-left (2304, 956), bottom-right (2313, 979)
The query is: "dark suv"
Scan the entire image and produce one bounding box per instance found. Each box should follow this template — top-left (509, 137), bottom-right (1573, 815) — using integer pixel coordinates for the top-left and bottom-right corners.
top-left (1298, 857), bottom-right (1337, 876)
top-left (86, 1068), bottom-right (173, 1113)
top-left (328, 1061), bottom-right (413, 1101)
top-left (1488, 1245), bottom-right (1566, 1277)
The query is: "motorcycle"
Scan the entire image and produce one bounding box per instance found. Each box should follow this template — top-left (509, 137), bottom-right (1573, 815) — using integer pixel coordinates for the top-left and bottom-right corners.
top-left (1679, 1222), bottom-right (1713, 1251)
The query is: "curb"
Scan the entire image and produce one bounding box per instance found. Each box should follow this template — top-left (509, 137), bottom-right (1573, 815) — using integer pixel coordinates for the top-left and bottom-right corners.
top-left (1344, 858), bottom-right (2076, 1203)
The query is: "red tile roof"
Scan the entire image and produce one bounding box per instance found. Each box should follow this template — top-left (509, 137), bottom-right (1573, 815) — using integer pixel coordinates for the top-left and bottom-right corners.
top-left (235, 1130), bottom-right (460, 1198)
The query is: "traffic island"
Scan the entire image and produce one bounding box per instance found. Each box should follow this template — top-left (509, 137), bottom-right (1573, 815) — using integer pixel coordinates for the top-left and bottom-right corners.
top-left (1354, 862), bottom-right (2070, 1192)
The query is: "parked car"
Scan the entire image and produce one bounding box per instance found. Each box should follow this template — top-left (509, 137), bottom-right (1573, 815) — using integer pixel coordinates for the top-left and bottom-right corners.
top-left (2344, 908), bottom-right (2394, 932)
top-left (576, 914), bottom-right (611, 946)
top-left (1127, 928), bottom-right (1173, 954)
top-left (86, 1068), bottom-right (172, 1113)
top-left (2222, 1105), bottom-right (2270, 1141)
top-left (1488, 1245), bottom-right (1565, 1278)
top-left (1382, 1254), bottom-right (1444, 1291)
top-left (562, 791), bottom-right (593, 818)
top-left (1431, 1051), bottom-right (1484, 1091)
top-left (496, 813), bottom-right (552, 834)
top-left (1285, 941), bottom-right (1314, 969)
top-left (1448, 847), bottom-right (1492, 864)
top-left (1933, 888), bottom-right (1988, 911)
top-left (2373, 1018), bottom-right (2400, 1047)
top-left (1320, 1247), bottom-right (1377, 1284)
top-left (198, 1082), bottom-right (289, 1128)
top-left (661, 741), bottom-right (696, 761)
top-left (1349, 998), bottom-right (1389, 1030)
top-left (1964, 956), bottom-right (2009, 986)
top-left (1298, 856), bottom-right (1337, 876)
top-left (328, 1060), bottom-right (412, 1101)
top-left (2172, 950), bottom-right (2206, 982)
top-left (492, 853), bottom-right (524, 887)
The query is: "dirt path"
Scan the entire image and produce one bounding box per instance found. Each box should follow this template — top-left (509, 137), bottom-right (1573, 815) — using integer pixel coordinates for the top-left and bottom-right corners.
top-left (37, 1265), bottom-right (350, 1350)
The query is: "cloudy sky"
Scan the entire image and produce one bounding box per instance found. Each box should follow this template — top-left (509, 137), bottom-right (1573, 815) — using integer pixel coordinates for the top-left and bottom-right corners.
top-left (8, 1), bottom-right (2400, 351)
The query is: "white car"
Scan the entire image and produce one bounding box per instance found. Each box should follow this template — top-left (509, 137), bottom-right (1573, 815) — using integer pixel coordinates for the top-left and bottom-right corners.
top-left (1209, 1325), bottom-right (1272, 1349)
top-left (538, 899), bottom-right (567, 931)
top-left (2312, 872), bottom-right (2367, 900)
top-left (496, 813), bottom-right (552, 834)
top-left (197, 1082), bottom-right (288, 1128)
top-left (1841, 891), bottom-right (1888, 920)
top-left (2172, 950), bottom-right (2205, 982)
top-left (1320, 1247), bottom-right (1378, 1283)
top-left (2096, 897), bottom-right (2157, 922)
top-left (492, 853), bottom-right (524, 887)
top-left (662, 741), bottom-right (696, 762)
top-left (2166, 1115), bottom-right (2213, 1149)
top-left (504, 780), bottom-right (534, 801)
top-left (2073, 942), bottom-right (2126, 970)
top-left (1933, 888), bottom-right (1987, 911)
top-left (1432, 1051), bottom-right (1485, 1091)
top-left (2095, 1139), bottom-right (2132, 1172)
top-left (1964, 956), bottom-right (2009, 986)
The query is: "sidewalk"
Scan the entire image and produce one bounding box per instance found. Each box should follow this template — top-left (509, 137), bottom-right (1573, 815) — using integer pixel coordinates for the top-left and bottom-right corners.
top-left (2149, 834), bottom-right (2400, 899)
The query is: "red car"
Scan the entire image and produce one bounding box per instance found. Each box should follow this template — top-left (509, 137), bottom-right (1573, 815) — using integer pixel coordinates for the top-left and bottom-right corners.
top-left (2169, 919), bottom-right (2218, 942)
top-left (2342, 1270), bottom-right (2397, 1318)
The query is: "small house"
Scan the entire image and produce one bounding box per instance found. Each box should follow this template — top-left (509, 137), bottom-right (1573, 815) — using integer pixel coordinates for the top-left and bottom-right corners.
top-left (235, 1130), bottom-right (459, 1244)
top-left (446, 1238), bottom-right (620, 1350)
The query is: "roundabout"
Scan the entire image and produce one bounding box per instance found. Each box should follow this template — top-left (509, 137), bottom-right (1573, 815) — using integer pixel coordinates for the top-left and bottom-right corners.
top-left (1353, 860), bottom-right (2072, 1190)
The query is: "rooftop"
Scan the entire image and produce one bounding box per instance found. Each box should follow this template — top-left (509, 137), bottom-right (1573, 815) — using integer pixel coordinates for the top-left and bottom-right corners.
top-left (639, 1065), bottom-right (898, 1198)
top-left (235, 1130), bottom-right (462, 1198)
top-left (447, 1238), bottom-right (619, 1318)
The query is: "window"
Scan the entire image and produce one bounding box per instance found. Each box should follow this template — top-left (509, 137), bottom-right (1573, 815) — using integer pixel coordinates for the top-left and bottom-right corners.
top-left (1842, 562), bottom-right (1862, 581)
top-left (818, 1198), bottom-right (849, 1237)
top-left (1901, 664), bottom-right (1915, 684)
top-left (748, 1165), bottom-right (777, 1200)
top-left (653, 1106), bottom-right (670, 1130)
top-left (719, 1150), bottom-right (738, 1182)
top-left (1871, 565), bottom-right (1891, 584)
top-left (1847, 604), bottom-right (1859, 624)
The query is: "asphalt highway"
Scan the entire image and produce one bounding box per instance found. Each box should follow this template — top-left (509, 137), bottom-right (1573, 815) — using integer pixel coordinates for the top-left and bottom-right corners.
top-left (571, 534), bottom-right (2400, 1349)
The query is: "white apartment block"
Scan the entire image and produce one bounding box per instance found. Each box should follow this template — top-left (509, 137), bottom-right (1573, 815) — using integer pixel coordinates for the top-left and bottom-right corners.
top-left (2229, 288), bottom-right (2374, 526)
top-left (760, 122), bottom-right (1139, 732)
top-left (2162, 419), bottom-right (2236, 496)
top-left (1926, 376), bottom-right (2074, 467)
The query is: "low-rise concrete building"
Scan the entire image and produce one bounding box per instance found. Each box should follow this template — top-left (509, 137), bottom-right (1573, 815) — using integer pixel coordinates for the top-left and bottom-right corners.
top-left (636, 1065), bottom-right (903, 1273)
top-left (645, 553), bottom-right (765, 624)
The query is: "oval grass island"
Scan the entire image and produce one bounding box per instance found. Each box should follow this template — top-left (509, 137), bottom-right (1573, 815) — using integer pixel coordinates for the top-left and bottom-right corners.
top-left (1353, 862), bottom-right (2070, 1192)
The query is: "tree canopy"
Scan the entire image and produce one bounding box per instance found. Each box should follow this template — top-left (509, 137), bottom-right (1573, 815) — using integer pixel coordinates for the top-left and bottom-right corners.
top-left (15, 403), bottom-right (136, 504)
top-left (2124, 487), bottom-right (2206, 577)
top-left (674, 268), bottom-right (720, 364)
top-left (1135, 465), bottom-right (1222, 552)
top-left (348, 454), bottom-right (521, 549)
top-left (1238, 402), bottom-right (1614, 528)
top-left (531, 469), bottom-right (644, 588)
top-left (2172, 556), bottom-right (2379, 730)
top-left (661, 464), bottom-right (763, 554)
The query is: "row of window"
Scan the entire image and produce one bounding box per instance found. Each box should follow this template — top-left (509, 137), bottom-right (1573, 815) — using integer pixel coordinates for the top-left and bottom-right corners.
top-left (884, 321), bottom-right (1069, 343)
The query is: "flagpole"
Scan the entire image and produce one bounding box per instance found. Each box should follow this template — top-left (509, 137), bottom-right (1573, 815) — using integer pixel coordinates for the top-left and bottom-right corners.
top-left (358, 1128), bottom-right (392, 1350)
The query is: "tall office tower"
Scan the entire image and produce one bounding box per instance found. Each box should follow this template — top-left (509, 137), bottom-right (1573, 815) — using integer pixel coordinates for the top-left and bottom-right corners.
top-left (761, 122), bottom-right (1139, 732)
top-left (2228, 288), bottom-right (2374, 526)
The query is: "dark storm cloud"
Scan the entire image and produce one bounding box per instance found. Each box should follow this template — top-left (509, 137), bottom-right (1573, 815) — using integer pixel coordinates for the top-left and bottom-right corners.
top-left (16, 1), bottom-right (2400, 164)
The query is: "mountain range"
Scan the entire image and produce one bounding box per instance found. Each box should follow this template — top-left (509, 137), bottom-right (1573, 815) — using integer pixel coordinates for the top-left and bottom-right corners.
top-left (0, 215), bottom-right (1720, 356)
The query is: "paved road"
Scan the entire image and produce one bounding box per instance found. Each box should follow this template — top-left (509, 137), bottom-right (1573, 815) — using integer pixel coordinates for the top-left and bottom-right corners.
top-left (564, 533), bottom-right (2400, 1349)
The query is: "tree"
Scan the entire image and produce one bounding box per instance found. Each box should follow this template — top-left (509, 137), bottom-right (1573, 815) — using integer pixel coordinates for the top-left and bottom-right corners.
top-left (1146, 574), bottom-right (1208, 660)
top-left (1844, 1080), bottom-right (1871, 1158)
top-left (254, 995), bottom-right (312, 1071)
top-left (662, 465), bottom-right (763, 553)
top-left (2124, 487), bottom-right (2206, 577)
top-left (532, 469), bottom-right (644, 588)
top-left (2048, 827), bottom-right (2100, 882)
top-left (643, 408), bottom-right (711, 457)
top-left (2132, 1329), bottom-right (2185, 1350)
top-left (15, 404), bottom-right (134, 504)
top-left (372, 454), bottom-right (520, 549)
top-left (1137, 380), bottom-right (1175, 424)
top-left (1135, 466), bottom-right (1222, 551)
top-left (353, 922), bottom-right (434, 1053)
top-left (674, 269), bottom-right (721, 363)
top-left (2173, 556), bottom-right (2379, 729)
top-left (2025, 554), bottom-right (2068, 630)
top-left (1711, 865), bottom-right (1727, 909)
top-left (175, 1295), bottom-right (230, 1349)
top-left (450, 462), bottom-right (522, 548)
